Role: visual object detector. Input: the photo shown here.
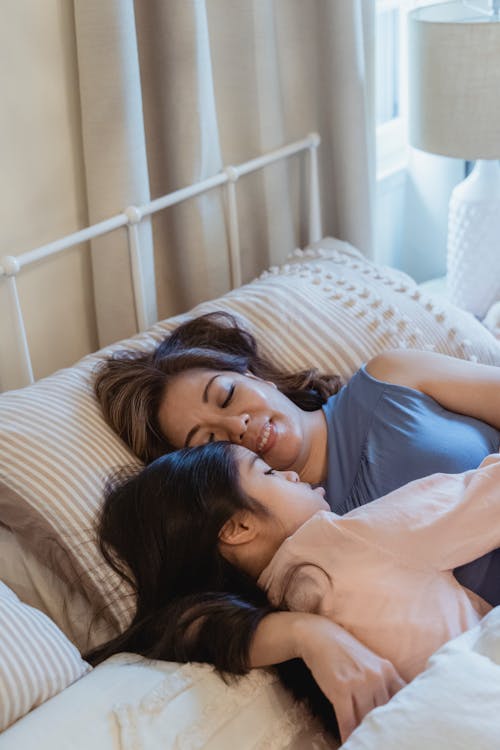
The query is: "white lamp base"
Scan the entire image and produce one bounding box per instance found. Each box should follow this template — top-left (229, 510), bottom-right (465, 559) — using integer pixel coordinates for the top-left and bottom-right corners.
top-left (447, 160), bottom-right (500, 319)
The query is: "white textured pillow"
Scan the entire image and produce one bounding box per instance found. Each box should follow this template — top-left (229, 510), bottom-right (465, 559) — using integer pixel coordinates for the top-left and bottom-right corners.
top-left (0, 581), bottom-right (90, 731)
top-left (0, 237), bottom-right (499, 639)
top-left (0, 656), bottom-right (335, 749)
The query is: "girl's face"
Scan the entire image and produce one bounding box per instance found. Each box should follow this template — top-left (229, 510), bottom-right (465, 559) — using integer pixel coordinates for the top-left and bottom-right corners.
top-left (236, 446), bottom-right (329, 536)
top-left (158, 368), bottom-right (312, 472)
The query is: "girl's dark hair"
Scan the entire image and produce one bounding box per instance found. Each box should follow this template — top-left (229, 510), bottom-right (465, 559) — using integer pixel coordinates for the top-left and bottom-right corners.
top-left (94, 311), bottom-right (342, 463)
top-left (85, 442), bottom-right (339, 739)
top-left (86, 442), bottom-right (267, 668)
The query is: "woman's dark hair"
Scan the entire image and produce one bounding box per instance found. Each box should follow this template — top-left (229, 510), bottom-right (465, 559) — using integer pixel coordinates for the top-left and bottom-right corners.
top-left (94, 311), bottom-right (342, 463)
top-left (85, 442), bottom-right (339, 739)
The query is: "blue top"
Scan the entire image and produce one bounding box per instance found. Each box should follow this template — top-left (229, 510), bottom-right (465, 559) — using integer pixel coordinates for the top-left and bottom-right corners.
top-left (322, 365), bottom-right (500, 605)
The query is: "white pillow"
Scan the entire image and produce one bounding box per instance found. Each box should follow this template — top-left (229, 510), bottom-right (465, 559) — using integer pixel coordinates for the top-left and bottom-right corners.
top-left (0, 581), bottom-right (90, 731)
top-left (0, 237), bottom-right (499, 638)
top-left (0, 654), bottom-right (335, 749)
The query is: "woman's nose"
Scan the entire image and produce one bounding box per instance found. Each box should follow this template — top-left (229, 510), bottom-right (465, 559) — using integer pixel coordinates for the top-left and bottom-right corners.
top-left (223, 413), bottom-right (250, 442)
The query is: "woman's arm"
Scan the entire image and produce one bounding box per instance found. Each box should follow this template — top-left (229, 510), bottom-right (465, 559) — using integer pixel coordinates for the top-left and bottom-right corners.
top-left (366, 349), bottom-right (500, 429)
top-left (249, 611), bottom-right (406, 742)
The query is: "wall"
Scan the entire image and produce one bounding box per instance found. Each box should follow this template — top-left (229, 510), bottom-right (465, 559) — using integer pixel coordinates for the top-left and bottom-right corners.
top-left (0, 0), bottom-right (97, 392)
top-left (376, 149), bottom-right (464, 282)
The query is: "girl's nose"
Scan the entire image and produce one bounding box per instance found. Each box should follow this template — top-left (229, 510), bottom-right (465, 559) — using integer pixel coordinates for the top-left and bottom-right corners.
top-left (280, 470), bottom-right (300, 483)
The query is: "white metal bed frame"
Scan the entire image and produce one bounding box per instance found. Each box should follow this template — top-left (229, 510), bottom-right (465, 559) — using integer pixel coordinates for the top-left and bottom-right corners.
top-left (0, 133), bottom-right (322, 388)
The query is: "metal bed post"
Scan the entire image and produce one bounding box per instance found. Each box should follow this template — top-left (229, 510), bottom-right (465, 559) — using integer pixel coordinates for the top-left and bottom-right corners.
top-left (224, 166), bottom-right (242, 289)
top-left (1, 257), bottom-right (34, 385)
top-left (125, 206), bottom-right (151, 332)
top-left (308, 132), bottom-right (322, 244)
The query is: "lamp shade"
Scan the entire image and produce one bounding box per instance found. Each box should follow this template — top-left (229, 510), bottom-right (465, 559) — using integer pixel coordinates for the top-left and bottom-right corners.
top-left (408, 1), bottom-right (500, 159)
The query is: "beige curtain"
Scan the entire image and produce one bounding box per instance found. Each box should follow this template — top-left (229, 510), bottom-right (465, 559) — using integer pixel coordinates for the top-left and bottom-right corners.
top-left (74, 0), bottom-right (375, 346)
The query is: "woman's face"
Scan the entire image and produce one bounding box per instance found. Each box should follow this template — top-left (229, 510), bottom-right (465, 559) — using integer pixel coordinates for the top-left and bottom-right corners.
top-left (236, 446), bottom-right (329, 536)
top-left (158, 368), bottom-right (311, 472)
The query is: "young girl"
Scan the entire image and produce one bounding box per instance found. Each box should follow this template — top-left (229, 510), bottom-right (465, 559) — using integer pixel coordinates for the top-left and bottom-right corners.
top-left (88, 443), bottom-right (500, 733)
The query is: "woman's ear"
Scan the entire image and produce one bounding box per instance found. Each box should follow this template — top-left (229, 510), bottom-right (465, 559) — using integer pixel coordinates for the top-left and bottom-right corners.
top-left (244, 370), bottom-right (259, 381)
top-left (219, 511), bottom-right (258, 546)
top-left (245, 371), bottom-right (277, 389)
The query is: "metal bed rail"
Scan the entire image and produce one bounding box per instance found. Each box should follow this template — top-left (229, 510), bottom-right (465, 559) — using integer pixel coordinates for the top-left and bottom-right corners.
top-left (0, 133), bottom-right (322, 387)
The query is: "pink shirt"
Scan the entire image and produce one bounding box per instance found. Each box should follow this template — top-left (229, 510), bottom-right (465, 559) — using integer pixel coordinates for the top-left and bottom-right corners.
top-left (258, 454), bottom-right (500, 682)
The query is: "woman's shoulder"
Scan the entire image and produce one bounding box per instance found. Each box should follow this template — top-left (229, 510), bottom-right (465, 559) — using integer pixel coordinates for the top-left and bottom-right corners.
top-left (328, 351), bottom-right (437, 419)
top-left (322, 364), bottom-right (389, 441)
top-left (365, 349), bottom-right (423, 387)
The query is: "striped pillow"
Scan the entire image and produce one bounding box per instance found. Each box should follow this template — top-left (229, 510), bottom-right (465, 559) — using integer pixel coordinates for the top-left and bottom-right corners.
top-left (1, 237), bottom-right (499, 642)
top-left (0, 581), bottom-right (90, 731)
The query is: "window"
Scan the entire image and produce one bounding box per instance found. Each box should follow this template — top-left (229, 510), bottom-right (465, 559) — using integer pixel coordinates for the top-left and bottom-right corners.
top-left (376, 0), bottom-right (401, 127)
top-left (375, 0), bottom-right (445, 178)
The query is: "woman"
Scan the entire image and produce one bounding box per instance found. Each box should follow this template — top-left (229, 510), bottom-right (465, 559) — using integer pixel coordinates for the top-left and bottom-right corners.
top-left (94, 311), bottom-right (500, 735)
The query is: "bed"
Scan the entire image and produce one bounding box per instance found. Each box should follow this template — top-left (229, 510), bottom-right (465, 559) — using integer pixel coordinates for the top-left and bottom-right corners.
top-left (1, 137), bottom-right (500, 748)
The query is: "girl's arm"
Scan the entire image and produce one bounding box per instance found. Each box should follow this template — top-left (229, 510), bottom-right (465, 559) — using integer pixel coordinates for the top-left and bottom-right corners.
top-left (249, 611), bottom-right (405, 743)
top-left (170, 594), bottom-right (405, 743)
top-left (366, 349), bottom-right (500, 429)
top-left (343, 453), bottom-right (500, 572)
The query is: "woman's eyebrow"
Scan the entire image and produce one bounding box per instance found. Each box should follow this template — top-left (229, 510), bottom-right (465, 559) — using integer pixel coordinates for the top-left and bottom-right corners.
top-left (184, 374), bottom-right (221, 447)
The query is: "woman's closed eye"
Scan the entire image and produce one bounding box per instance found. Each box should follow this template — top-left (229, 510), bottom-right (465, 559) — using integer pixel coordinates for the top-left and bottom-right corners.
top-left (221, 384), bottom-right (235, 408)
top-left (265, 468), bottom-right (276, 476)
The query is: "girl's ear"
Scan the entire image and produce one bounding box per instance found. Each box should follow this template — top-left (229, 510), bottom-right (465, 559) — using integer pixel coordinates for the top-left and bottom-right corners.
top-left (218, 511), bottom-right (258, 546)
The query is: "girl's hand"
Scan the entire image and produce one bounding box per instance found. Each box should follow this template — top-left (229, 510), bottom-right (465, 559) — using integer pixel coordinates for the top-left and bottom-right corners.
top-left (293, 614), bottom-right (406, 742)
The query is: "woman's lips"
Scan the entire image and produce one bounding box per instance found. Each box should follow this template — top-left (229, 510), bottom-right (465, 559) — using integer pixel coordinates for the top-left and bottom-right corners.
top-left (257, 421), bottom-right (276, 455)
